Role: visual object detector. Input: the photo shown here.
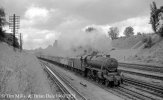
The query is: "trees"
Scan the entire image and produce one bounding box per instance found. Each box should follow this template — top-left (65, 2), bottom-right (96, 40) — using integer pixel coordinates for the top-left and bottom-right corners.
top-left (0, 8), bottom-right (6, 39)
top-left (137, 32), bottom-right (142, 35)
top-left (150, 1), bottom-right (157, 33)
top-left (85, 26), bottom-right (96, 32)
top-left (150, 1), bottom-right (163, 37)
top-left (0, 8), bottom-right (5, 27)
top-left (108, 27), bottom-right (119, 40)
top-left (4, 33), bottom-right (20, 48)
top-left (0, 8), bottom-right (20, 48)
top-left (123, 26), bottom-right (134, 37)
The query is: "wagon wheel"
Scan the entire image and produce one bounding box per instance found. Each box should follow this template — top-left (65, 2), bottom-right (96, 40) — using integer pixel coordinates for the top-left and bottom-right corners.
top-left (114, 80), bottom-right (120, 86)
top-left (102, 79), bottom-right (106, 85)
top-left (87, 70), bottom-right (92, 79)
top-left (114, 80), bottom-right (118, 86)
top-left (109, 81), bottom-right (114, 87)
top-left (105, 80), bottom-right (109, 87)
top-left (96, 77), bottom-right (100, 83)
top-left (93, 75), bottom-right (98, 81)
top-left (121, 79), bottom-right (123, 84)
top-left (81, 71), bottom-right (85, 77)
top-left (117, 80), bottom-right (120, 86)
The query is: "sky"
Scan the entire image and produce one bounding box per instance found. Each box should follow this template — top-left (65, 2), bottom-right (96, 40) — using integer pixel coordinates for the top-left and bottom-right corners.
top-left (1, 0), bottom-right (163, 50)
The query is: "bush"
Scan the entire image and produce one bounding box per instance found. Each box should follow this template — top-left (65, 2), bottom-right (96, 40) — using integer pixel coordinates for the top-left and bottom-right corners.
top-left (0, 29), bottom-right (5, 41)
top-left (111, 48), bottom-right (116, 51)
top-left (4, 33), bottom-right (20, 48)
top-left (137, 32), bottom-right (142, 35)
top-left (142, 36), bottom-right (153, 48)
top-left (142, 37), bottom-right (148, 43)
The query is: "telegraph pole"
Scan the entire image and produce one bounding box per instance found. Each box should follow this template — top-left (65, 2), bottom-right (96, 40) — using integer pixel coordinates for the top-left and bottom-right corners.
top-left (9, 14), bottom-right (20, 51)
top-left (19, 33), bottom-right (23, 51)
top-left (13, 14), bottom-right (15, 49)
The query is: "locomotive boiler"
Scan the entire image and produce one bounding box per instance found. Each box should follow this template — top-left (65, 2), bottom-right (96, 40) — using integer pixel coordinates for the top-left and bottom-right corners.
top-left (85, 55), bottom-right (118, 72)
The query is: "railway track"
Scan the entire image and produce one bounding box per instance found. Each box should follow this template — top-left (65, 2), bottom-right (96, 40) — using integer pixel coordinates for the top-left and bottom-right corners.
top-left (119, 62), bottom-right (163, 73)
top-left (83, 76), bottom-right (162, 100)
top-left (41, 61), bottom-right (87, 100)
top-left (114, 86), bottom-right (158, 100)
top-left (119, 68), bottom-right (163, 80)
top-left (124, 78), bottom-right (163, 94)
top-left (40, 59), bottom-right (163, 100)
top-left (82, 75), bottom-right (160, 100)
top-left (124, 78), bottom-right (163, 98)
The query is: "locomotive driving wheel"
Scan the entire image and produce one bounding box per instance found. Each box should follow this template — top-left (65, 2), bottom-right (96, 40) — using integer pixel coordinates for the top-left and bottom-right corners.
top-left (81, 71), bottom-right (86, 77)
top-left (109, 81), bottom-right (114, 87)
top-left (87, 69), bottom-right (92, 79)
top-left (117, 80), bottom-right (120, 86)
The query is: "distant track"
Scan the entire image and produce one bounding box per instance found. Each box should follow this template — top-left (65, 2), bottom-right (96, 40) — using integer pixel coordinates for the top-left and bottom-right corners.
top-left (41, 61), bottom-right (87, 100)
top-left (119, 62), bottom-right (163, 73)
top-left (119, 68), bottom-right (163, 80)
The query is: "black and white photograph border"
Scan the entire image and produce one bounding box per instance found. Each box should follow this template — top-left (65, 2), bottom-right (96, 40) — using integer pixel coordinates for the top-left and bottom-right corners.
top-left (0, 0), bottom-right (163, 100)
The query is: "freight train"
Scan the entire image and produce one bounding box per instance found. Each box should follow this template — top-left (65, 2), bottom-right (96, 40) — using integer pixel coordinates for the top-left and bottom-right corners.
top-left (39, 54), bottom-right (123, 87)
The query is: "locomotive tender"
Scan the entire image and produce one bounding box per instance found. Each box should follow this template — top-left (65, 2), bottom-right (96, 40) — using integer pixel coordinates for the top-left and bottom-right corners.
top-left (40, 54), bottom-right (123, 87)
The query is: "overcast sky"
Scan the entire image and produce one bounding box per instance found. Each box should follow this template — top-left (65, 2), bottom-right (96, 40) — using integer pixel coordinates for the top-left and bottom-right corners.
top-left (1, 0), bottom-right (163, 49)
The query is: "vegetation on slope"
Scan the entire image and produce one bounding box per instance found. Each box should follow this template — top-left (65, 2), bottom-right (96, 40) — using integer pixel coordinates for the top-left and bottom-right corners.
top-left (0, 8), bottom-right (20, 48)
top-left (0, 43), bottom-right (53, 100)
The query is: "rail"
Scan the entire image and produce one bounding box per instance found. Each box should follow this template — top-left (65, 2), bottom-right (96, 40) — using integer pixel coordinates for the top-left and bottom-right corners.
top-left (119, 62), bottom-right (163, 73)
top-left (41, 62), bottom-right (87, 100)
top-left (124, 77), bottom-right (163, 98)
top-left (119, 68), bottom-right (163, 80)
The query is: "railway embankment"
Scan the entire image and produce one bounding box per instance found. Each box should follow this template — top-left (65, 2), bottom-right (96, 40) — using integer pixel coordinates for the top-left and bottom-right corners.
top-left (0, 43), bottom-right (53, 100)
top-left (110, 34), bottom-right (163, 67)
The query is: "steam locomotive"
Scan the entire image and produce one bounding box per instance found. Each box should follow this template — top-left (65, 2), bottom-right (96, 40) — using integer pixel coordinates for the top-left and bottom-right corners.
top-left (40, 54), bottom-right (123, 87)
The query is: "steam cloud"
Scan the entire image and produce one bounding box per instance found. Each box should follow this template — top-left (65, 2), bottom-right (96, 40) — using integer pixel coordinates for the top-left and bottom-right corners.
top-left (41, 25), bottom-right (112, 57)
